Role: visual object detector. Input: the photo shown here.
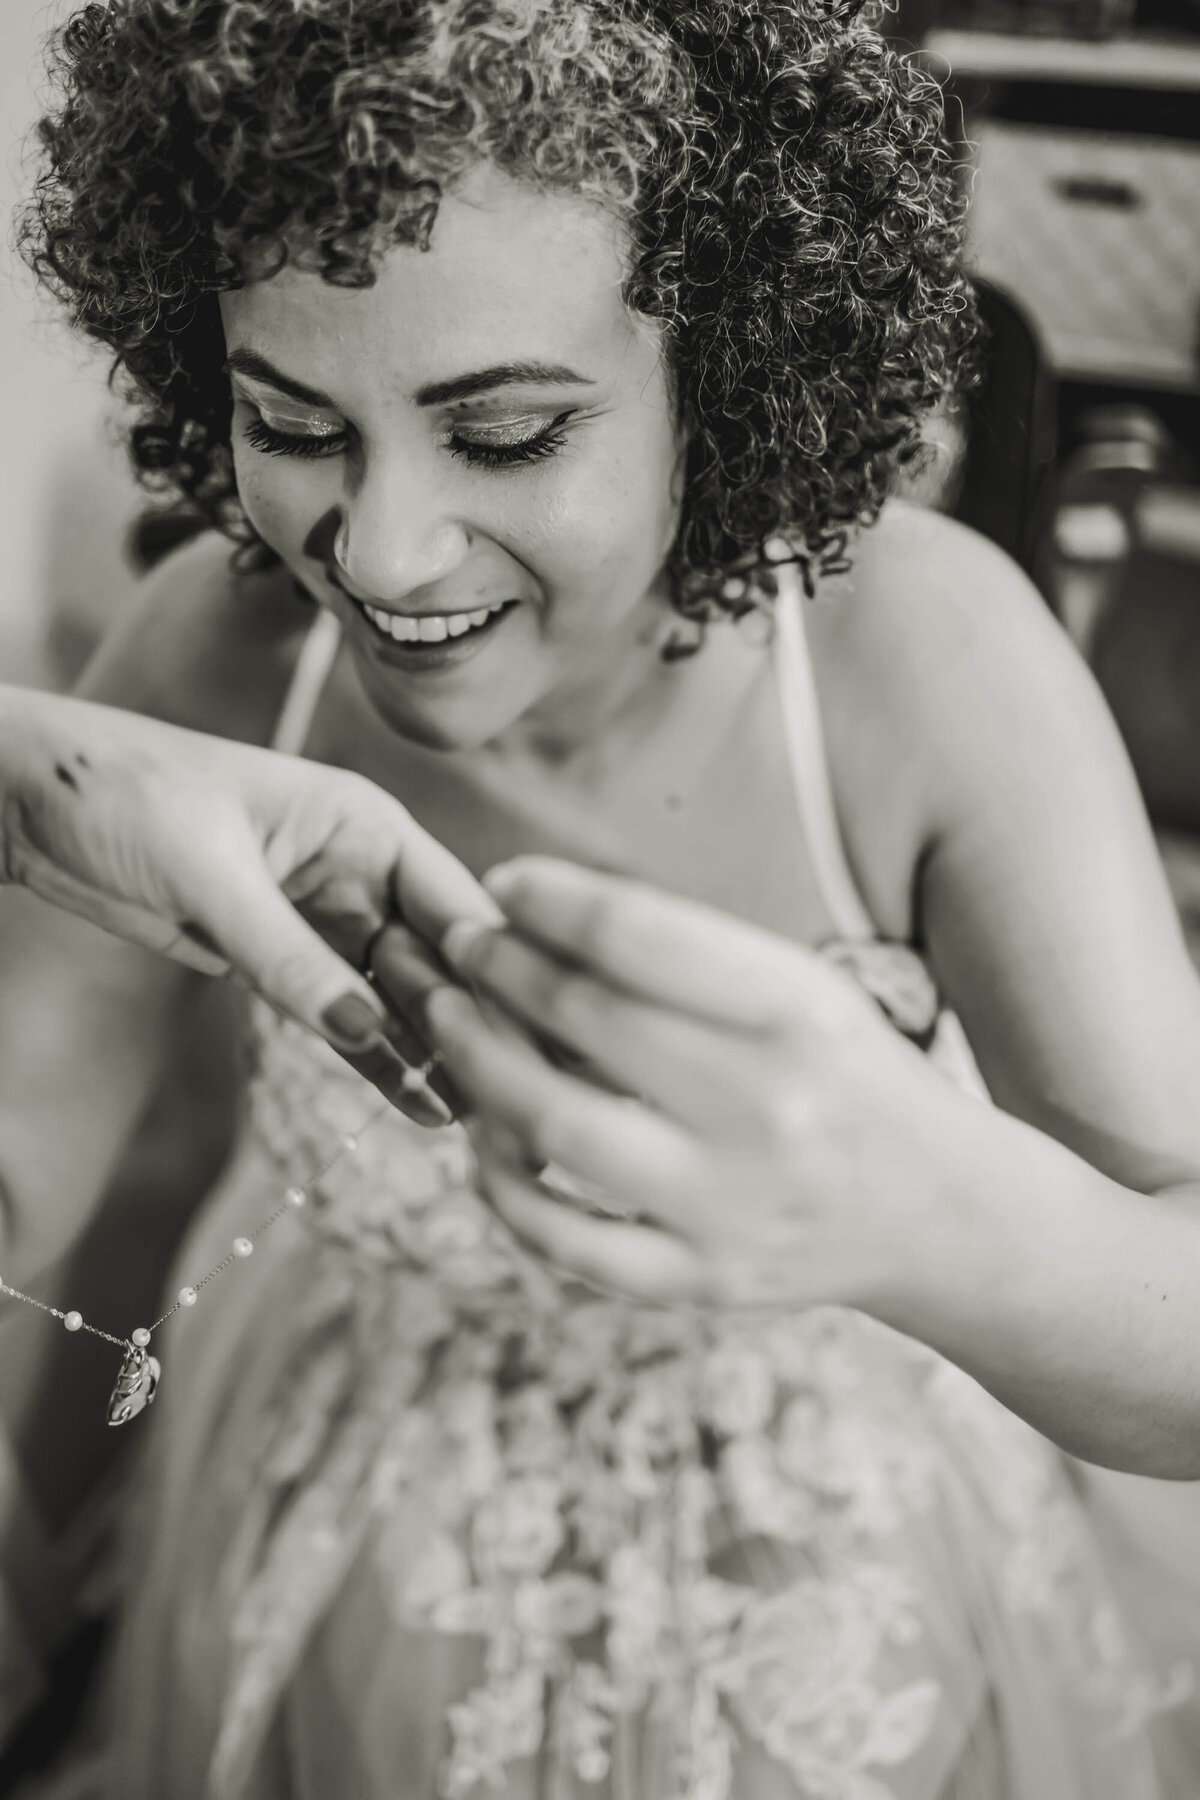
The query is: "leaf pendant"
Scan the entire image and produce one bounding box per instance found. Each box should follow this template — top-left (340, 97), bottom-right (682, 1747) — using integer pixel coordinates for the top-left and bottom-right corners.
top-left (107, 1344), bottom-right (161, 1427)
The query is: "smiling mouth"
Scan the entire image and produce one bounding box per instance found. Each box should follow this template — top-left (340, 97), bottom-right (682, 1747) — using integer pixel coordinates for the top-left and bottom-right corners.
top-left (350, 596), bottom-right (517, 649)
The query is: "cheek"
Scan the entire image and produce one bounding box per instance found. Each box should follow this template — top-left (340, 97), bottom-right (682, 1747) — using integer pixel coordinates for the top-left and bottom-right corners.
top-left (611, 402), bottom-right (686, 560)
top-left (529, 420), bottom-right (682, 584)
top-left (232, 450), bottom-right (327, 555)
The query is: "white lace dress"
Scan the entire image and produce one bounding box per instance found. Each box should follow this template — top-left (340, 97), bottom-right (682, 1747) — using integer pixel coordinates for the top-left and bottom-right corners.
top-left (87, 944), bottom-right (1194, 1800)
top-left (49, 583), bottom-right (1200, 1798)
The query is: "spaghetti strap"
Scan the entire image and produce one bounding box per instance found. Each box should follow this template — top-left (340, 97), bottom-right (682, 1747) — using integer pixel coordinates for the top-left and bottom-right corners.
top-left (773, 564), bottom-right (878, 944)
top-left (270, 606), bottom-right (343, 756)
top-left (273, 585), bottom-right (872, 942)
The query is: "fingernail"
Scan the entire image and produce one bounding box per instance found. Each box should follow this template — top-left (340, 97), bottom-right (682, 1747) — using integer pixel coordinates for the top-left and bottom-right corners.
top-left (482, 863), bottom-right (520, 904)
top-left (320, 991), bottom-right (386, 1050)
top-left (440, 919), bottom-right (492, 974)
top-left (425, 984), bottom-right (474, 1036)
top-left (384, 1073), bottom-right (454, 1128)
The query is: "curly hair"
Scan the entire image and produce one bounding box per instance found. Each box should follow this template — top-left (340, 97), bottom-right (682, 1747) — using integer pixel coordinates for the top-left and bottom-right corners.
top-left (21, 0), bottom-right (977, 622)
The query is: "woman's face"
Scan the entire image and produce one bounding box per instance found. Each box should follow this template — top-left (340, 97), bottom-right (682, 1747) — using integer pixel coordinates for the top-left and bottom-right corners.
top-left (219, 166), bottom-right (684, 751)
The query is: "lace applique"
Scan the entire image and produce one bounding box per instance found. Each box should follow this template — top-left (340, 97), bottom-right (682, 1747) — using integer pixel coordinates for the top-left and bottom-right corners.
top-left (220, 995), bottom-right (1183, 1800)
top-left (714, 1571), bottom-right (941, 1800)
top-left (351, 1305), bottom-right (951, 1797)
top-left (443, 1665), bottom-right (545, 1799)
top-left (247, 1007), bottom-right (564, 1322)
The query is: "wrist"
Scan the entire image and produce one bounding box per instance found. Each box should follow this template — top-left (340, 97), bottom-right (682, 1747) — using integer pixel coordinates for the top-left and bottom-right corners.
top-left (864, 1081), bottom-right (1029, 1347)
top-left (864, 1091), bottom-right (1200, 1472)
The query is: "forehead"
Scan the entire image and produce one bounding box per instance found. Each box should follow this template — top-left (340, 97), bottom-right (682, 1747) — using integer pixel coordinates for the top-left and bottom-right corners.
top-left (219, 166), bottom-right (655, 393)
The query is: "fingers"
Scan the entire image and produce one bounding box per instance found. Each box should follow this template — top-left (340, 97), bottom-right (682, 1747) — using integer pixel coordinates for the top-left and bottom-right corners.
top-left (336, 1029), bottom-right (454, 1128)
top-left (482, 857), bottom-right (824, 1032)
top-left (473, 1129), bottom-right (704, 1305)
top-left (369, 922), bottom-right (447, 1012)
top-left (367, 923), bottom-right (463, 1116)
top-left (245, 750), bottom-right (499, 949)
top-left (425, 985), bottom-right (706, 1233)
top-left (185, 825), bottom-right (382, 1034)
top-left (441, 924), bottom-right (768, 1136)
top-left (174, 820), bottom-right (454, 1124)
top-left (385, 810), bottom-right (503, 944)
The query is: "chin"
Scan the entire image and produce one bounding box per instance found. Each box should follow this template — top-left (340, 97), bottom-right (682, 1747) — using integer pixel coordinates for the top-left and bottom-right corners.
top-left (354, 659), bottom-right (530, 755)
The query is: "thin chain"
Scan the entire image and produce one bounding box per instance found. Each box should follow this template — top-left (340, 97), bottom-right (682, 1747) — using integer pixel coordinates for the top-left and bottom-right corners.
top-left (0, 1099), bottom-right (395, 1350)
top-left (0, 1280), bottom-right (128, 1351)
top-left (146, 1103), bottom-right (393, 1331)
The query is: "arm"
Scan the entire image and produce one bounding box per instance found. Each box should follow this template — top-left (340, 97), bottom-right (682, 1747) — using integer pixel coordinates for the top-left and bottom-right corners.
top-left (862, 514), bottom-right (1200, 1473)
top-left (419, 512), bottom-right (1200, 1477)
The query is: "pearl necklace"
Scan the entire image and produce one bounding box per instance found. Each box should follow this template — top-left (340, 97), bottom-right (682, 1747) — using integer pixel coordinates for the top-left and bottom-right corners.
top-left (0, 1091), bottom-right (403, 1425)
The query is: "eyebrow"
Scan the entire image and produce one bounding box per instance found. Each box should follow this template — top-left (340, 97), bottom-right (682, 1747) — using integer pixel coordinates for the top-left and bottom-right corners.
top-left (224, 350), bottom-right (335, 409)
top-left (415, 362), bottom-right (595, 406)
top-left (224, 349), bottom-right (593, 411)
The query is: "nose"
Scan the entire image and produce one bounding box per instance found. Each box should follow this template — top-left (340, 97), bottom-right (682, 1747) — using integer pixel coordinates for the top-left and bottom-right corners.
top-left (331, 460), bottom-right (470, 604)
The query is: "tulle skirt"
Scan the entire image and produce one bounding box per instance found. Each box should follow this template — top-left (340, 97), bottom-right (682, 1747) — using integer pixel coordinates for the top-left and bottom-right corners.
top-left (53, 1131), bottom-right (1198, 1800)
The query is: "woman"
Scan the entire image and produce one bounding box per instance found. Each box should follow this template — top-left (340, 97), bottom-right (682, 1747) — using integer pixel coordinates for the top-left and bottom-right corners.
top-left (9, 0), bottom-right (1200, 1793)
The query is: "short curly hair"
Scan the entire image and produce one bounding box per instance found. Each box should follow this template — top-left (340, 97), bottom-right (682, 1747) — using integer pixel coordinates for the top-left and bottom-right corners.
top-left (21, 0), bottom-right (977, 622)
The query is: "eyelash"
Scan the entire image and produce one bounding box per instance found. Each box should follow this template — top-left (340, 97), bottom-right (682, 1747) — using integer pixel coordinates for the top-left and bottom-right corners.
top-left (241, 415), bottom-right (571, 468)
top-left (243, 419), bottom-right (340, 460)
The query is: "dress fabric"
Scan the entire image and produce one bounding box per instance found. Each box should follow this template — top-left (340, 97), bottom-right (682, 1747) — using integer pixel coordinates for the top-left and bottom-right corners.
top-left (80, 576), bottom-right (1198, 1799)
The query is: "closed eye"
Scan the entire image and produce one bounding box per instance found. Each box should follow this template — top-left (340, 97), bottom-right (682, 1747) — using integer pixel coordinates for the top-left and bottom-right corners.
top-left (451, 414), bottom-right (572, 468)
top-left (242, 418), bottom-right (345, 460)
top-left (240, 411), bottom-right (573, 469)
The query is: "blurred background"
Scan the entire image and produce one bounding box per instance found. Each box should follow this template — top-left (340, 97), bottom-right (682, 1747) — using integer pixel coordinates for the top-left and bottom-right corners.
top-left (0, 0), bottom-right (145, 691)
top-left (899, 0), bottom-right (1200, 957)
top-left (0, 13), bottom-right (238, 1782)
top-left (1, 0), bottom-right (1200, 1780)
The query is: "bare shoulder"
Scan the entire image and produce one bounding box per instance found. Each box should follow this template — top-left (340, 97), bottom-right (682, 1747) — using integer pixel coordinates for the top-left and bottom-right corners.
top-left (78, 530), bottom-right (316, 745)
top-left (809, 500), bottom-right (1075, 734)
top-left (803, 501), bottom-right (1121, 935)
top-left (808, 519), bottom-right (1200, 1190)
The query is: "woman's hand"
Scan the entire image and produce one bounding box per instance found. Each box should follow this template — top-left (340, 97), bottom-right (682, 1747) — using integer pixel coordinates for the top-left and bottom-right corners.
top-left (423, 856), bottom-right (974, 1312)
top-left (0, 685), bottom-right (497, 1119)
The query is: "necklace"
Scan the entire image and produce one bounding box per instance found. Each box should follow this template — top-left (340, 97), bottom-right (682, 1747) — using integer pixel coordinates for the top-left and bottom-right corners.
top-left (0, 1075), bottom-right (420, 1424)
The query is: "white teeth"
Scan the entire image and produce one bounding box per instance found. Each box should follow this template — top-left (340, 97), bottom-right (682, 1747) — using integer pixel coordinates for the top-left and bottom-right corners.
top-left (360, 600), bottom-right (508, 646)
